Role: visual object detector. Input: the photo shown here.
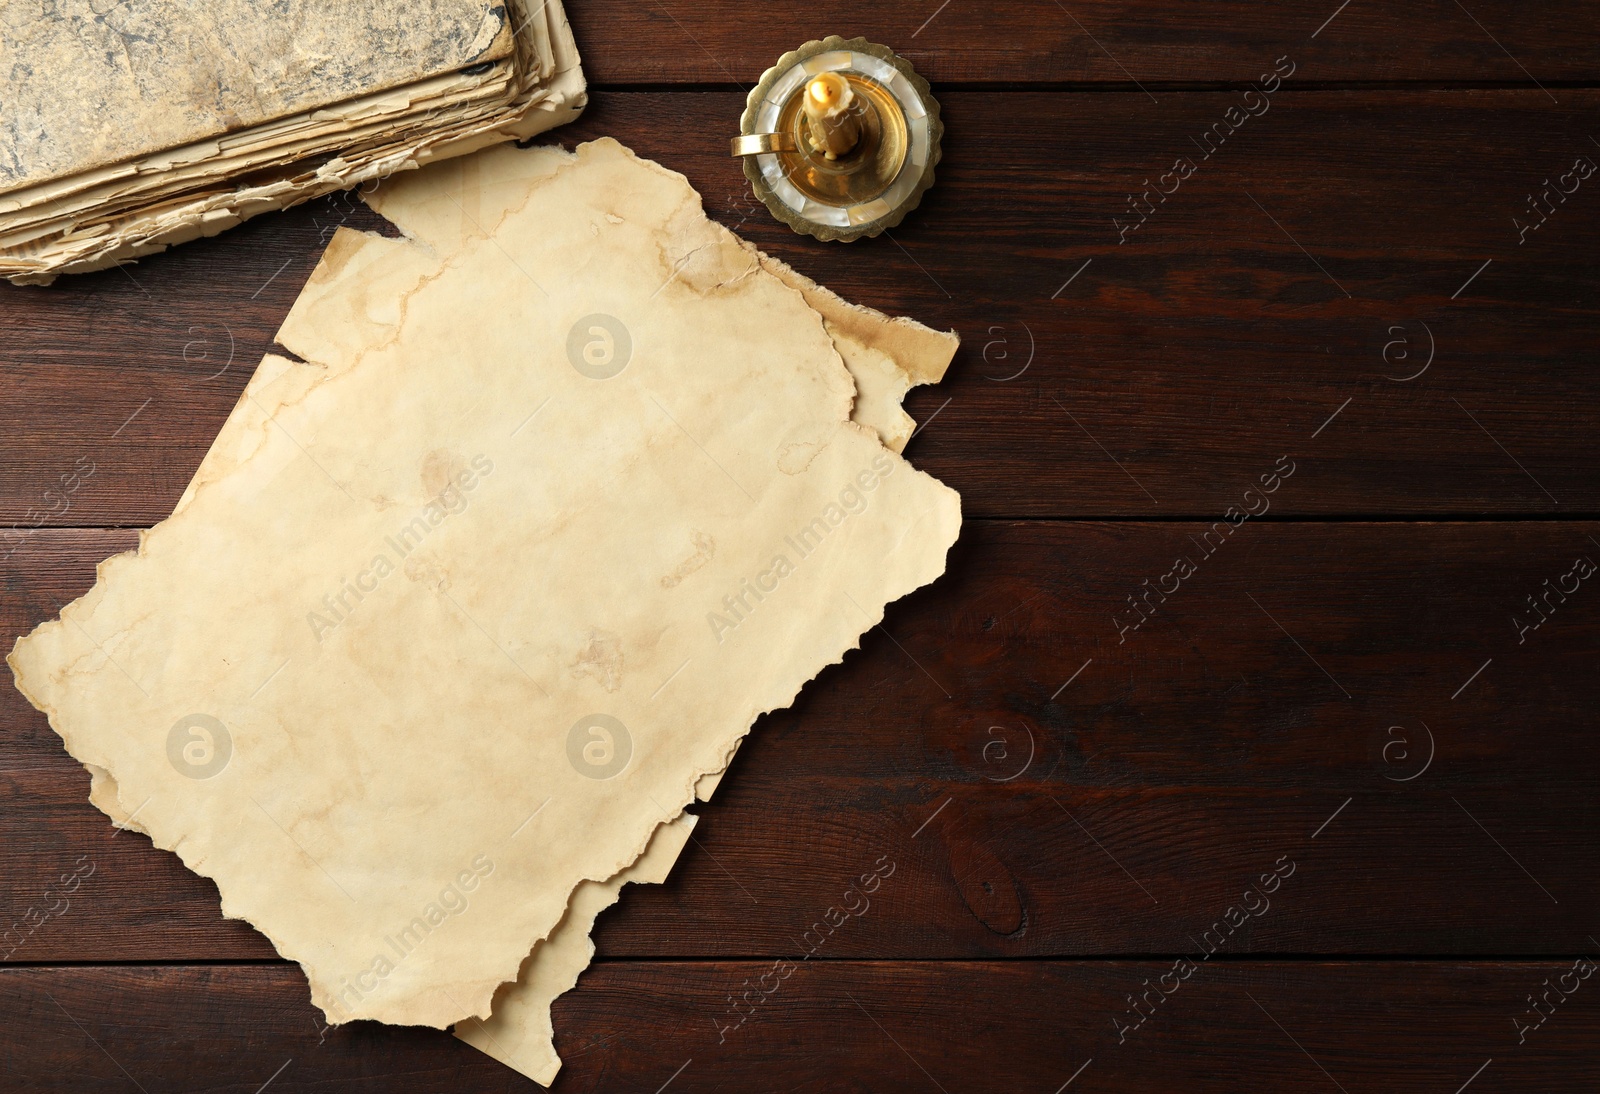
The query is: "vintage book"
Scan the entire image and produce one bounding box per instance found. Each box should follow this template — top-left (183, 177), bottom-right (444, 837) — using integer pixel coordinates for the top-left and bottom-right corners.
top-left (0, 0), bottom-right (585, 283)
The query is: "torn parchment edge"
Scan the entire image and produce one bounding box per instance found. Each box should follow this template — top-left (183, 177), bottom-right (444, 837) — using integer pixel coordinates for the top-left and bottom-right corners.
top-left (10, 140), bottom-right (961, 1083)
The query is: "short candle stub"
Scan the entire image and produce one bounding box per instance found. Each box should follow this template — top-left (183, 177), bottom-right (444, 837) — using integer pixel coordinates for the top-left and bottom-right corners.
top-left (804, 73), bottom-right (861, 160)
top-left (732, 36), bottom-right (943, 243)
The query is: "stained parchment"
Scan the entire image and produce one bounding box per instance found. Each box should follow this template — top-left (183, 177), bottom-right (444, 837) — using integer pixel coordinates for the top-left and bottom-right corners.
top-left (9, 139), bottom-right (959, 1067)
top-left (89, 750), bottom-right (703, 1087)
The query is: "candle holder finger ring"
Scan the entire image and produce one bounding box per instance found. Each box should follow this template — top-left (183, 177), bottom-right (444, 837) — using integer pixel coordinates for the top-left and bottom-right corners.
top-left (730, 36), bottom-right (943, 243)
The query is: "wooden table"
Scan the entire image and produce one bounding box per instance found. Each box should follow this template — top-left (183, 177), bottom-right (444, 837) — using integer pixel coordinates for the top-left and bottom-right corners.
top-left (4, 2), bottom-right (1598, 1089)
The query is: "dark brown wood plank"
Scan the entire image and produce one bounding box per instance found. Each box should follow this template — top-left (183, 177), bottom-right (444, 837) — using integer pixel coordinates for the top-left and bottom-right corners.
top-left (5, 521), bottom-right (1594, 960)
top-left (2, 2), bottom-right (1590, 1087)
top-left (564, 0), bottom-right (1600, 86)
top-left (4, 91), bottom-right (1600, 522)
top-left (3, 961), bottom-right (1595, 1091)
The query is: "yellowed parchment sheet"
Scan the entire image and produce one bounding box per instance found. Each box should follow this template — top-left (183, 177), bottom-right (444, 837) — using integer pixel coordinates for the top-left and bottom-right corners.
top-left (9, 139), bottom-right (960, 1068)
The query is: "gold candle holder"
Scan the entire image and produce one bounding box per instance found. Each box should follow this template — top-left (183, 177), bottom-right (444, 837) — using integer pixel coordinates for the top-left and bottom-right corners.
top-left (730, 36), bottom-right (943, 243)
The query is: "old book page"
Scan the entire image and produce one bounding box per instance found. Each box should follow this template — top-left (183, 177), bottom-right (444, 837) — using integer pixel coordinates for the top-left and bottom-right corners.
top-left (9, 139), bottom-right (959, 1046)
top-left (0, 0), bottom-right (513, 192)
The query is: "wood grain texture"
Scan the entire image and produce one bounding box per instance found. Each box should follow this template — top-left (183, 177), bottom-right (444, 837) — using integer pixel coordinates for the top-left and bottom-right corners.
top-left (5, 521), bottom-right (1593, 961)
top-left (3, 961), bottom-right (1596, 1092)
top-left (4, 91), bottom-right (1599, 523)
top-left (563, 0), bottom-right (1600, 86)
top-left (3, 13), bottom-right (1596, 1085)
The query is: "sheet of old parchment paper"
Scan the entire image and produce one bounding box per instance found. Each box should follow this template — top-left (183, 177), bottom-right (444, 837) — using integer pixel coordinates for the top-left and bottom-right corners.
top-left (0, 0), bottom-right (513, 193)
top-left (82, 141), bottom-right (955, 1088)
top-left (9, 138), bottom-right (960, 1040)
top-left (66, 136), bottom-right (957, 1085)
